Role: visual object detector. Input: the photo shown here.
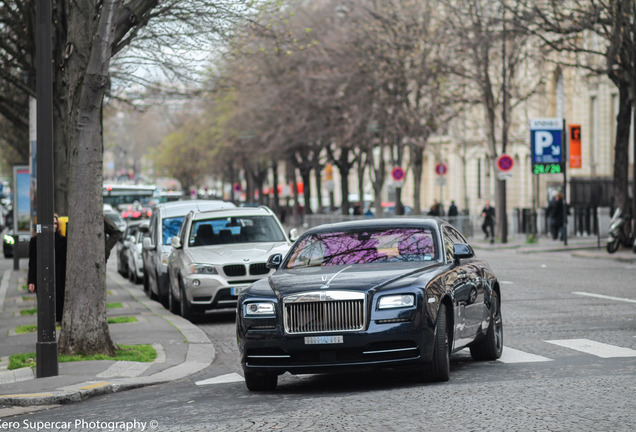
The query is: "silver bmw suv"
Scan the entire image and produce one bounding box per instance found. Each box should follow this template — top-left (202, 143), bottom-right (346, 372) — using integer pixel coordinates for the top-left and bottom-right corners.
top-left (166, 206), bottom-right (292, 321)
top-left (141, 200), bottom-right (235, 306)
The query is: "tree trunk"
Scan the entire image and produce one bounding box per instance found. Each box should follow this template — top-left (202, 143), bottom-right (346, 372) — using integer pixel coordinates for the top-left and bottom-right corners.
top-left (613, 82), bottom-right (631, 214)
top-left (410, 144), bottom-right (424, 215)
top-left (314, 166), bottom-right (324, 213)
top-left (337, 148), bottom-right (351, 216)
top-left (58, 0), bottom-right (122, 356)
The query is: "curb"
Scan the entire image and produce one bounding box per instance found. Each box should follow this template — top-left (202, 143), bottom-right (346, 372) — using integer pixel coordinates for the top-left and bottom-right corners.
top-left (0, 272), bottom-right (215, 407)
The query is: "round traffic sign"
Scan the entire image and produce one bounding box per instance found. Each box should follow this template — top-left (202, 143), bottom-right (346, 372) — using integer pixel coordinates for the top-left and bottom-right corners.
top-left (435, 163), bottom-right (448, 176)
top-left (497, 154), bottom-right (514, 172)
top-left (391, 167), bottom-right (405, 182)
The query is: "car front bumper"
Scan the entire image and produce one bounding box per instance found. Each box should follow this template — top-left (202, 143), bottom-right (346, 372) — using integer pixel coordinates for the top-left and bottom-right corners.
top-left (238, 319), bottom-right (436, 375)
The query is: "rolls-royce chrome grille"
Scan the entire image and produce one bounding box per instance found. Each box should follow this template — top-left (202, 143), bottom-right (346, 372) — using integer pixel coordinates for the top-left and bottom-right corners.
top-left (283, 291), bottom-right (366, 334)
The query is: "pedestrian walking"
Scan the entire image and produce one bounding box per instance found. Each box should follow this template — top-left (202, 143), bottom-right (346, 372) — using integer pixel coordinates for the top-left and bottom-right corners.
top-left (28, 214), bottom-right (67, 322)
top-left (448, 200), bottom-right (458, 226)
top-left (429, 200), bottom-right (442, 216)
top-left (547, 193), bottom-right (565, 240)
top-left (481, 201), bottom-right (495, 243)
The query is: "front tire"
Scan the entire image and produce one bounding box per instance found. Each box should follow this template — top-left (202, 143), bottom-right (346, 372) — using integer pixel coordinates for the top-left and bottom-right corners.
top-left (470, 291), bottom-right (503, 361)
top-left (244, 372), bottom-right (277, 391)
top-left (179, 280), bottom-right (197, 322)
top-left (428, 306), bottom-right (450, 382)
top-left (168, 274), bottom-right (180, 314)
top-left (607, 238), bottom-right (619, 254)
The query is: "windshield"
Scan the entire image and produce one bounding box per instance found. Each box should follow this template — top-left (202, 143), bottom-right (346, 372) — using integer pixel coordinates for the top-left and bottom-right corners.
top-left (189, 215), bottom-right (286, 247)
top-left (162, 216), bottom-right (185, 245)
top-left (286, 228), bottom-right (437, 268)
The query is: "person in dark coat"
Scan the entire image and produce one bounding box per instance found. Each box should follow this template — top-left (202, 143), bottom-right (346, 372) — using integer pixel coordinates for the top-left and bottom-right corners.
top-left (481, 200), bottom-right (495, 243)
top-left (28, 214), bottom-right (67, 322)
top-left (104, 215), bottom-right (122, 262)
top-left (547, 193), bottom-right (565, 240)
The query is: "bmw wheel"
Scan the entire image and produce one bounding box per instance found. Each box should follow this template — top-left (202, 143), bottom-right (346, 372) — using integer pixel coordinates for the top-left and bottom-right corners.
top-left (168, 275), bottom-right (180, 314)
top-left (179, 280), bottom-right (196, 322)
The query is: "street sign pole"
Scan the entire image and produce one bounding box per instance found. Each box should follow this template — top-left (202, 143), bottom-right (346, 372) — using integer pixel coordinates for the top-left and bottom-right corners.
top-left (35, 0), bottom-right (58, 378)
top-left (562, 119), bottom-right (568, 246)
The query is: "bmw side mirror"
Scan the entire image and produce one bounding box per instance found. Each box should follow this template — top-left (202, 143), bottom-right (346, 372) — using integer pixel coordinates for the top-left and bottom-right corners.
top-left (142, 237), bottom-right (155, 251)
top-left (453, 243), bottom-right (474, 263)
top-left (266, 253), bottom-right (283, 269)
top-left (288, 228), bottom-right (299, 242)
top-left (171, 236), bottom-right (182, 249)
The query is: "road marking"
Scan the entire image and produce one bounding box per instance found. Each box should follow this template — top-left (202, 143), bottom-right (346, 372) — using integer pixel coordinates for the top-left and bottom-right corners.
top-left (546, 339), bottom-right (636, 358)
top-left (195, 373), bottom-right (244, 386)
top-left (497, 347), bottom-right (552, 363)
top-left (572, 291), bottom-right (636, 304)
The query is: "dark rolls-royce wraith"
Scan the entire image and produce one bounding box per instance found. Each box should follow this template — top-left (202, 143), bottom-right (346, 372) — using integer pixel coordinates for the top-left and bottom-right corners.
top-left (236, 218), bottom-right (503, 391)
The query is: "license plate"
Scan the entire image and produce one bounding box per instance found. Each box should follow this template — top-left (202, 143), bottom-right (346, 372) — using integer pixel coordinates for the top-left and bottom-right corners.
top-left (304, 335), bottom-right (344, 345)
top-left (230, 287), bottom-right (243, 296)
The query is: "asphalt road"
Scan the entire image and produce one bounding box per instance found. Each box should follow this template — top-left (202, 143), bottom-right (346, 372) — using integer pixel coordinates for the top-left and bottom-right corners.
top-left (3, 249), bottom-right (635, 431)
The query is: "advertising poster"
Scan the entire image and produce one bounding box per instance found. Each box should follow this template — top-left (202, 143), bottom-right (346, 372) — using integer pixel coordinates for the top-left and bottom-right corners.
top-left (13, 165), bottom-right (31, 234)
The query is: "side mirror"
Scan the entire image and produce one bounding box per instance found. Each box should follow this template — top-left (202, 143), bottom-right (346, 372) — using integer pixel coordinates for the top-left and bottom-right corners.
top-left (266, 253), bottom-right (283, 270)
top-left (288, 228), bottom-right (299, 242)
top-left (142, 237), bottom-right (155, 251)
top-left (453, 243), bottom-right (474, 263)
top-left (171, 236), bottom-right (182, 249)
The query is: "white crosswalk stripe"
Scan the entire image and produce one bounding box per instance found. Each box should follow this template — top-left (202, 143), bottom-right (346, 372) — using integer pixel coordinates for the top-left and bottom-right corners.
top-left (497, 347), bottom-right (552, 363)
top-left (196, 373), bottom-right (244, 386)
top-left (546, 339), bottom-right (636, 358)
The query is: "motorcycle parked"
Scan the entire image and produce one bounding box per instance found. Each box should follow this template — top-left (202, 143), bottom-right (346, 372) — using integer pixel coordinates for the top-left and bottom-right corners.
top-left (606, 208), bottom-right (634, 253)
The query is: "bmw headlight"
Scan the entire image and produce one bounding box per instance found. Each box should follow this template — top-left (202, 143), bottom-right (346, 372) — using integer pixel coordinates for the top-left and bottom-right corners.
top-left (244, 302), bottom-right (276, 317)
top-left (188, 263), bottom-right (218, 275)
top-left (378, 294), bottom-right (415, 309)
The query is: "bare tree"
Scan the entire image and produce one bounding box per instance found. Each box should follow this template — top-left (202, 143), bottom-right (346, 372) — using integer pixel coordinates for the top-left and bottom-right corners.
top-left (513, 0), bottom-right (636, 227)
top-left (438, 0), bottom-right (545, 242)
top-left (1, 0), bottom-right (252, 355)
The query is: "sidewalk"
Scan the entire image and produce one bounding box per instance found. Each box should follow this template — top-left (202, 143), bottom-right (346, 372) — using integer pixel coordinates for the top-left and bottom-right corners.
top-left (0, 261), bottom-right (214, 409)
top-left (471, 233), bottom-right (636, 263)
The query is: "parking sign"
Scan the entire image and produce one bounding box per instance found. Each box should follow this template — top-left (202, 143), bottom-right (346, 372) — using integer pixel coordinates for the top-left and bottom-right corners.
top-left (530, 118), bottom-right (564, 174)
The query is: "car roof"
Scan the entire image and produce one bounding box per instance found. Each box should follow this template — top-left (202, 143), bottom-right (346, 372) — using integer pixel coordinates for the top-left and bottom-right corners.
top-left (190, 206), bottom-right (275, 221)
top-left (155, 200), bottom-right (236, 217)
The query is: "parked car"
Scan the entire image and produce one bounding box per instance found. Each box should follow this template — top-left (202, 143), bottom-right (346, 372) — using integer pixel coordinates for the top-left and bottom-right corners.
top-left (167, 206), bottom-right (292, 321)
top-left (142, 200), bottom-right (236, 306)
top-left (116, 220), bottom-right (147, 280)
top-left (105, 209), bottom-right (127, 233)
top-left (126, 222), bottom-right (148, 284)
top-left (236, 218), bottom-right (503, 391)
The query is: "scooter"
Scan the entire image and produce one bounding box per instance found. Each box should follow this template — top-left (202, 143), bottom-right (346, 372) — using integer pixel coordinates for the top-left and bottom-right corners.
top-left (606, 208), bottom-right (634, 253)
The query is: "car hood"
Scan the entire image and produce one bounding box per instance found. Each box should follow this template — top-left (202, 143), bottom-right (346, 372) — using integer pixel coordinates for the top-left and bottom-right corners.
top-left (188, 242), bottom-right (290, 264)
top-left (259, 262), bottom-right (443, 297)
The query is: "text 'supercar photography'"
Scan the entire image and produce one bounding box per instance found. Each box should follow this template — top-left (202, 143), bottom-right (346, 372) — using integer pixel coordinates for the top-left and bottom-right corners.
top-left (237, 218), bottom-right (503, 391)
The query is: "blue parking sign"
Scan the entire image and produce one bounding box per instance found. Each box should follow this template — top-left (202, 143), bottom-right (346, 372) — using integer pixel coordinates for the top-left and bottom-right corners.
top-left (530, 118), bottom-right (563, 164)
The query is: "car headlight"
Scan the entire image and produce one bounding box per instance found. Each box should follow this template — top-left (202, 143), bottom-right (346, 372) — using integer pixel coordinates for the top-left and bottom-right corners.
top-left (188, 263), bottom-right (218, 275)
top-left (4, 235), bottom-right (15, 245)
top-left (378, 294), bottom-right (415, 309)
top-left (244, 302), bottom-right (276, 317)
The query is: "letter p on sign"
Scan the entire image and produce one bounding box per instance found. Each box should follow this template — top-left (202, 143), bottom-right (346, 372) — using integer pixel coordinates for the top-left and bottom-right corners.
top-left (534, 131), bottom-right (553, 155)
